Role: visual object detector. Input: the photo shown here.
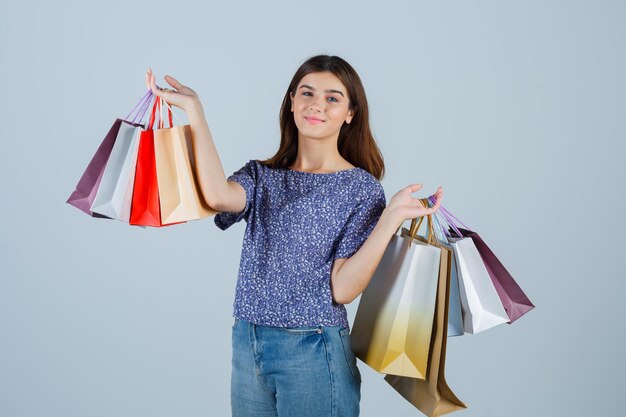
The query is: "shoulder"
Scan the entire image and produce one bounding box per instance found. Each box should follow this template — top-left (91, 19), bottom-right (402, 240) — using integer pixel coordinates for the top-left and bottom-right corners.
top-left (248, 159), bottom-right (279, 175)
top-left (354, 168), bottom-right (386, 203)
top-left (235, 159), bottom-right (266, 179)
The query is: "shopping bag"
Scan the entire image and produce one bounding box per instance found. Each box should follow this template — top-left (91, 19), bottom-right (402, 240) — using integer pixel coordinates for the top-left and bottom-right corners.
top-left (153, 98), bottom-right (218, 223)
top-left (90, 91), bottom-right (154, 221)
top-left (67, 90), bottom-right (152, 217)
top-left (448, 235), bottom-right (509, 334)
top-left (384, 203), bottom-right (467, 417)
top-left (451, 226), bottom-right (534, 324)
top-left (443, 247), bottom-right (464, 337)
top-left (350, 211), bottom-right (441, 379)
top-left (427, 199), bottom-right (508, 333)
top-left (430, 199), bottom-right (534, 324)
top-left (129, 97), bottom-right (185, 227)
top-left (424, 201), bottom-right (464, 337)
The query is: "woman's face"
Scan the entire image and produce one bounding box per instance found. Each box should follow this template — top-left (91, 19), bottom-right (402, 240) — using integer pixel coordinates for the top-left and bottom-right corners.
top-left (290, 71), bottom-right (354, 141)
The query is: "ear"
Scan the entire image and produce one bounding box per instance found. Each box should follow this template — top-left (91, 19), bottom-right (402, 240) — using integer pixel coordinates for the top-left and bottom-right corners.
top-left (289, 91), bottom-right (294, 112)
top-left (345, 108), bottom-right (355, 124)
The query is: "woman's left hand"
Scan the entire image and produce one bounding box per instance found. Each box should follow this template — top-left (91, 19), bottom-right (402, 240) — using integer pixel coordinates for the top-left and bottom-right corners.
top-left (381, 184), bottom-right (443, 231)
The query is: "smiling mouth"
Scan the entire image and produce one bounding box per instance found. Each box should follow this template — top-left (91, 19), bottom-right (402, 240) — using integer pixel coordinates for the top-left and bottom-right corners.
top-left (305, 116), bottom-right (324, 122)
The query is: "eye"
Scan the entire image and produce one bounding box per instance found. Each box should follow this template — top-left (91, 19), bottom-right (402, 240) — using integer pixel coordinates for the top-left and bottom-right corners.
top-left (301, 91), bottom-right (312, 96)
top-left (328, 97), bottom-right (338, 102)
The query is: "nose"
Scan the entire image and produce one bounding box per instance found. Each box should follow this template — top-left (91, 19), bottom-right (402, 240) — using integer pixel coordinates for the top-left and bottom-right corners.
top-left (309, 96), bottom-right (324, 112)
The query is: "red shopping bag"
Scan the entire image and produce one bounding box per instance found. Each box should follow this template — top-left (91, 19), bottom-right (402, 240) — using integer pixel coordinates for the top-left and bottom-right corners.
top-left (129, 97), bottom-right (184, 227)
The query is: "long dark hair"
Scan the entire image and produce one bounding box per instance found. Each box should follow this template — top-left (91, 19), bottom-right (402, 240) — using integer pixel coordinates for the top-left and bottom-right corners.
top-left (259, 54), bottom-right (385, 180)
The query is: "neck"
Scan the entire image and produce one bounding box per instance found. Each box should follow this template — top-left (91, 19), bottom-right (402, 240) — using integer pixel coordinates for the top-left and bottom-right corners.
top-left (291, 133), bottom-right (348, 172)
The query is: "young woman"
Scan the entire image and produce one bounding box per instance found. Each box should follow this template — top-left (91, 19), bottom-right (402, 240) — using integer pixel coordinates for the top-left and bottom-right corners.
top-left (146, 55), bottom-right (443, 417)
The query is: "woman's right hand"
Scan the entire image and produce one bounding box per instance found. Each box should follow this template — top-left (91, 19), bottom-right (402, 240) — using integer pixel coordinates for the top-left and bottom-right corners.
top-left (146, 68), bottom-right (201, 113)
top-left (381, 184), bottom-right (443, 232)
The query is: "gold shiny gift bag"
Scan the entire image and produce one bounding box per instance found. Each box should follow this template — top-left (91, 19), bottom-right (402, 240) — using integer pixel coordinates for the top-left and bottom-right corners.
top-left (384, 204), bottom-right (467, 417)
top-left (350, 211), bottom-right (441, 379)
top-left (153, 98), bottom-right (218, 223)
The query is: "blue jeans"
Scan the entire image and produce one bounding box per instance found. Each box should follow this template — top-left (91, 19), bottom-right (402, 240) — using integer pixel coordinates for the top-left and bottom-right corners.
top-left (231, 318), bottom-right (362, 417)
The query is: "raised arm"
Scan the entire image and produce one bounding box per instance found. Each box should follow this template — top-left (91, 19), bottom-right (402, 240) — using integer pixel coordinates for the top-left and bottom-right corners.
top-left (147, 69), bottom-right (245, 213)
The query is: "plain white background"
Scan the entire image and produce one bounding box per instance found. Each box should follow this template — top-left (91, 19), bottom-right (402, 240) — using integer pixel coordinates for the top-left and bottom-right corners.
top-left (1, 1), bottom-right (624, 416)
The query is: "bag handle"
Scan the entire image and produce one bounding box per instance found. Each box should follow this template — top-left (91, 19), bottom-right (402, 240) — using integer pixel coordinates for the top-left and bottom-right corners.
top-left (426, 196), bottom-right (471, 238)
top-left (415, 199), bottom-right (436, 244)
top-left (146, 96), bottom-right (172, 130)
top-left (147, 95), bottom-right (159, 130)
top-left (158, 96), bottom-right (172, 129)
top-left (145, 96), bottom-right (184, 130)
top-left (125, 89), bottom-right (154, 124)
top-left (422, 198), bottom-right (451, 243)
top-left (135, 92), bottom-right (154, 126)
top-left (396, 198), bottom-right (436, 248)
top-left (160, 97), bottom-right (184, 126)
top-left (394, 198), bottom-right (435, 238)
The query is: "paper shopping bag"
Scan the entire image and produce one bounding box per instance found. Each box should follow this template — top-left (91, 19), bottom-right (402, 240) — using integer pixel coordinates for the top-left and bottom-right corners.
top-left (350, 212), bottom-right (441, 379)
top-left (384, 205), bottom-right (467, 417)
top-left (444, 246), bottom-right (464, 337)
top-left (129, 128), bottom-right (160, 226)
top-left (429, 199), bottom-right (531, 328)
top-left (424, 201), bottom-right (464, 337)
top-left (90, 123), bottom-right (142, 221)
top-left (129, 97), bottom-right (185, 227)
top-left (67, 90), bottom-right (152, 218)
top-left (66, 120), bottom-right (123, 217)
top-left (153, 105), bottom-right (218, 223)
top-left (448, 235), bottom-right (509, 334)
top-left (91, 91), bottom-right (153, 221)
top-left (452, 227), bottom-right (534, 324)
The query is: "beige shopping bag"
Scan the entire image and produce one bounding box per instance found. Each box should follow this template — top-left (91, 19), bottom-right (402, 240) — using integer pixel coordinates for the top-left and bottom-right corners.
top-left (153, 100), bottom-right (218, 223)
top-left (350, 211), bottom-right (441, 379)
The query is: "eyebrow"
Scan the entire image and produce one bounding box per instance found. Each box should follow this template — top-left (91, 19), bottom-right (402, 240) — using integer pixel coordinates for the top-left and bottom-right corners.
top-left (299, 84), bottom-right (345, 97)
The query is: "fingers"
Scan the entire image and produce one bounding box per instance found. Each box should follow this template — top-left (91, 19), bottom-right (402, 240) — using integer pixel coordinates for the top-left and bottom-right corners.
top-left (147, 69), bottom-right (162, 97)
top-left (413, 189), bottom-right (443, 215)
top-left (404, 183), bottom-right (443, 196)
top-left (429, 196), bottom-right (442, 215)
top-left (147, 69), bottom-right (176, 100)
top-left (405, 183), bottom-right (423, 194)
top-left (425, 195), bottom-right (440, 210)
top-left (164, 75), bottom-right (183, 90)
top-left (430, 186), bottom-right (443, 202)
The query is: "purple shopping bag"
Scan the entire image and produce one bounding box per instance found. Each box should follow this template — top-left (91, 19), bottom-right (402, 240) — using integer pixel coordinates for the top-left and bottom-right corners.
top-left (453, 226), bottom-right (535, 324)
top-left (66, 90), bottom-right (153, 217)
top-left (429, 197), bottom-right (535, 324)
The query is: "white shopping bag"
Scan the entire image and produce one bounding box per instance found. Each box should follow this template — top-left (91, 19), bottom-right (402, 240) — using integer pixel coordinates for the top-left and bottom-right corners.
top-left (90, 121), bottom-right (143, 222)
top-left (425, 210), bottom-right (464, 337)
top-left (448, 236), bottom-right (509, 334)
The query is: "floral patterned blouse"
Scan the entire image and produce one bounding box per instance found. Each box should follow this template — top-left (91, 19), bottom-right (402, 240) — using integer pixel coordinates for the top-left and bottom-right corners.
top-left (214, 159), bottom-right (386, 330)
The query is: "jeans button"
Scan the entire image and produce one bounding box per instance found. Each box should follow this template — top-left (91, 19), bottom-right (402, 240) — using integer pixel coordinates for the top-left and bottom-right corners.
top-left (317, 328), bottom-right (322, 333)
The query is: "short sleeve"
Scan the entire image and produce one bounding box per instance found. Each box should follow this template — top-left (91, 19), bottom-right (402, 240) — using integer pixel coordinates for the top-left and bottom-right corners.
top-left (214, 159), bottom-right (258, 231)
top-left (332, 181), bottom-right (386, 259)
